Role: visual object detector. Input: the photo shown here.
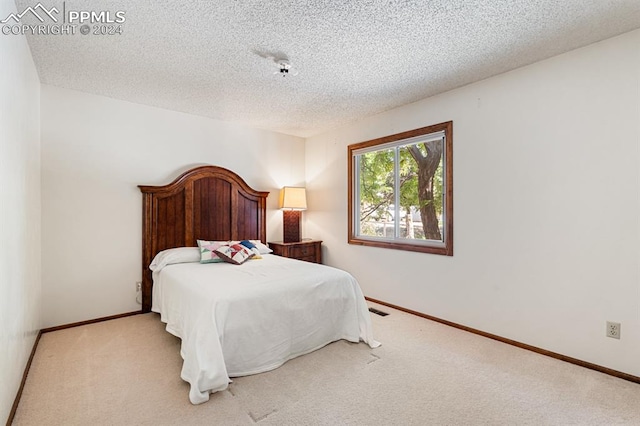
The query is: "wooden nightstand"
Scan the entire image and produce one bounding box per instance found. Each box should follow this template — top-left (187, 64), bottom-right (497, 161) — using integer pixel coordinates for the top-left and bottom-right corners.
top-left (268, 240), bottom-right (322, 264)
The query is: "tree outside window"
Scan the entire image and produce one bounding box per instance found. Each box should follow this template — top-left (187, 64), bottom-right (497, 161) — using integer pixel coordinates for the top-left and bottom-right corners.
top-left (348, 121), bottom-right (453, 256)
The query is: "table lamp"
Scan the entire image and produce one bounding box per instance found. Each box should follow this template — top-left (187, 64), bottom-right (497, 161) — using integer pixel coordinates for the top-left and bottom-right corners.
top-left (279, 187), bottom-right (307, 243)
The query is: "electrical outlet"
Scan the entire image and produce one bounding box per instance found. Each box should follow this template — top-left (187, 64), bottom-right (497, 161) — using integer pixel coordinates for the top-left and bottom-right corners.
top-left (136, 281), bottom-right (142, 292)
top-left (606, 321), bottom-right (621, 339)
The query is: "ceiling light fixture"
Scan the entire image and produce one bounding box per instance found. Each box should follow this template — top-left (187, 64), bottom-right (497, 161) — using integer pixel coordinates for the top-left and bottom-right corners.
top-left (275, 59), bottom-right (298, 77)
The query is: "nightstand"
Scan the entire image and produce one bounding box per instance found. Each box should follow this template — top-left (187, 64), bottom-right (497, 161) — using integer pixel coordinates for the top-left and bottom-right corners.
top-left (268, 240), bottom-right (322, 264)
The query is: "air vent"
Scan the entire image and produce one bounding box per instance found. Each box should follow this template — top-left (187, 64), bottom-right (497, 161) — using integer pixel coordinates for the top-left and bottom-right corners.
top-left (369, 307), bottom-right (389, 317)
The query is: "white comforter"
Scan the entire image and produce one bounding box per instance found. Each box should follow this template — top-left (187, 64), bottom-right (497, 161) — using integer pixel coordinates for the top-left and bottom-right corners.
top-left (151, 254), bottom-right (379, 404)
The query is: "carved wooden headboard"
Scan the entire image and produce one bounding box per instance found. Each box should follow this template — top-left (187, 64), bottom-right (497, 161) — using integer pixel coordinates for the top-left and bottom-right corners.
top-left (138, 165), bottom-right (269, 312)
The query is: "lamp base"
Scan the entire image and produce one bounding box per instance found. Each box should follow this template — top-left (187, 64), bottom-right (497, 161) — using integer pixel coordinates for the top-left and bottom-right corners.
top-left (283, 210), bottom-right (301, 243)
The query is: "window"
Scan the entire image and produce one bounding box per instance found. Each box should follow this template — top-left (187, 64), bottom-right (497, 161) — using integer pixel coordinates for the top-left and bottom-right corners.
top-left (348, 121), bottom-right (453, 256)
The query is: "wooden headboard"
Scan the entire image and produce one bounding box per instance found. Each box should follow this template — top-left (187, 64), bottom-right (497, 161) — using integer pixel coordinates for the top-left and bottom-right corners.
top-left (138, 165), bottom-right (269, 312)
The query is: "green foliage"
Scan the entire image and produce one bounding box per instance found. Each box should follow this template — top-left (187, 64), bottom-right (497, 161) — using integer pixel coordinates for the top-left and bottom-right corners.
top-left (358, 149), bottom-right (394, 222)
top-left (398, 147), bottom-right (419, 209)
top-left (432, 159), bottom-right (443, 214)
top-left (358, 142), bottom-right (443, 235)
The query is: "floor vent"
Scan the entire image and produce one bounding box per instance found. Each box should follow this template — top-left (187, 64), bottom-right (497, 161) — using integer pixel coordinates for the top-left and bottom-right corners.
top-left (369, 307), bottom-right (389, 317)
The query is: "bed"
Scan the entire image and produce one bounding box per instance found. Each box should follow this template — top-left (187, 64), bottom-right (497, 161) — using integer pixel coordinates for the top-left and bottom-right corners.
top-left (139, 165), bottom-right (379, 404)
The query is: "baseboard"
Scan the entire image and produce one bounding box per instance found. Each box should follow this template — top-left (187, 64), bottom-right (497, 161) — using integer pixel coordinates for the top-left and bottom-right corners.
top-left (41, 310), bottom-right (143, 334)
top-left (7, 310), bottom-right (143, 425)
top-left (6, 331), bottom-right (41, 426)
top-left (366, 297), bottom-right (640, 385)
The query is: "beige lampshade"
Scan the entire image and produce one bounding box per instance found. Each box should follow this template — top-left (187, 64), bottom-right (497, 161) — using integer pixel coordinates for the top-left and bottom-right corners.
top-left (279, 187), bottom-right (307, 210)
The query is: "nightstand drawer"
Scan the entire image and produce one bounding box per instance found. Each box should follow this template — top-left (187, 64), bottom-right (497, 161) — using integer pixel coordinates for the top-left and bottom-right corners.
top-left (268, 240), bottom-right (322, 264)
top-left (297, 255), bottom-right (317, 263)
top-left (290, 244), bottom-right (314, 258)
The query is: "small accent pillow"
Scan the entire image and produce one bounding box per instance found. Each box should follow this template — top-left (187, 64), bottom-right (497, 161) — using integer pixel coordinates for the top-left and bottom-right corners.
top-left (215, 243), bottom-right (254, 265)
top-left (197, 240), bottom-right (226, 263)
top-left (239, 240), bottom-right (262, 259)
top-left (229, 240), bottom-right (272, 255)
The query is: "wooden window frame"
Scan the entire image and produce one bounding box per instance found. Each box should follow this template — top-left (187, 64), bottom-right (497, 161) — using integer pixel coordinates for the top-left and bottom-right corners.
top-left (347, 121), bottom-right (453, 256)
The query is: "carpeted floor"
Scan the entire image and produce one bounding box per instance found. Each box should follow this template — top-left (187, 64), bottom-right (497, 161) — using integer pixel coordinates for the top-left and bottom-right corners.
top-left (12, 302), bottom-right (640, 425)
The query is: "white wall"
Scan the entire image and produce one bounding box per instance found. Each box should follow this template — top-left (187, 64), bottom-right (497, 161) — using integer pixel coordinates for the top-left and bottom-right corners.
top-left (306, 30), bottom-right (640, 376)
top-left (41, 86), bottom-right (305, 327)
top-left (0, 0), bottom-right (42, 421)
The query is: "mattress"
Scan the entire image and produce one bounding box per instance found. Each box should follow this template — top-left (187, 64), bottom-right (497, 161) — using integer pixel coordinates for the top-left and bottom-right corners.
top-left (151, 253), bottom-right (379, 404)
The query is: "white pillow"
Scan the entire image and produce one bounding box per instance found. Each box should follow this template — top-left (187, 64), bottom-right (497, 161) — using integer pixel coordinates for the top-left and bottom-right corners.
top-left (149, 247), bottom-right (201, 272)
top-left (250, 240), bottom-right (273, 254)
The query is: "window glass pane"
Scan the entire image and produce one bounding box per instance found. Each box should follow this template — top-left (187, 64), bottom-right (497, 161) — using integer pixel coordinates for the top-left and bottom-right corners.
top-left (358, 148), bottom-right (395, 238)
top-left (398, 146), bottom-right (419, 239)
top-left (398, 139), bottom-right (444, 242)
top-left (348, 121), bottom-right (452, 256)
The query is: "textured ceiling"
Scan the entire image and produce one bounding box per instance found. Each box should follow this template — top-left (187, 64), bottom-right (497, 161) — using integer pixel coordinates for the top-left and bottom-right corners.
top-left (16, 0), bottom-right (640, 137)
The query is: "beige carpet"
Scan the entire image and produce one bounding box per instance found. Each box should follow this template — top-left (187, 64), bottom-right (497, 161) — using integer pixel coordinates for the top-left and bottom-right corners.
top-left (12, 303), bottom-right (640, 425)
